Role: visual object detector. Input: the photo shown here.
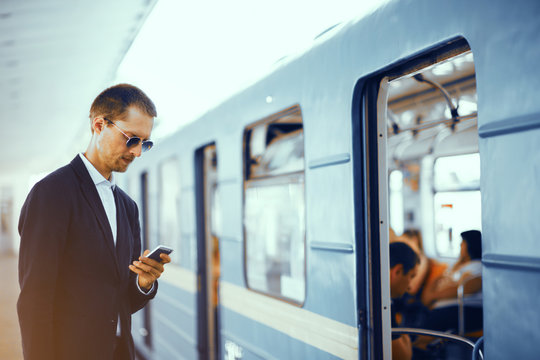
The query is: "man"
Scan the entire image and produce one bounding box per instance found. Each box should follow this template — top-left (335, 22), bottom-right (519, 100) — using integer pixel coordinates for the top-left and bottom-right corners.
top-left (17, 84), bottom-right (170, 360)
top-left (389, 242), bottom-right (419, 360)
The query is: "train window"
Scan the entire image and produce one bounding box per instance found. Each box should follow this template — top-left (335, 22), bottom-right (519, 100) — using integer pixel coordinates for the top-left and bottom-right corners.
top-left (389, 170), bottom-right (404, 235)
top-left (243, 105), bottom-right (306, 304)
top-left (433, 153), bottom-right (481, 257)
top-left (434, 153), bottom-right (480, 191)
top-left (158, 157), bottom-right (182, 263)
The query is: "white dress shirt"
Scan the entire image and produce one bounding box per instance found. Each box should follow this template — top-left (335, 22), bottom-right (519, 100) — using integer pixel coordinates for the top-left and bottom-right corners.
top-left (79, 153), bottom-right (117, 243)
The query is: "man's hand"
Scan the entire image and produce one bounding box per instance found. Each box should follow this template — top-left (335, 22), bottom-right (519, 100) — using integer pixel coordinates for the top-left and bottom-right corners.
top-left (129, 249), bottom-right (171, 291)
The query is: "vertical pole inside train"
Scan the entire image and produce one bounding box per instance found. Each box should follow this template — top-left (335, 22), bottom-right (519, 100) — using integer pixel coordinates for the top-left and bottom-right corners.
top-left (195, 144), bottom-right (220, 360)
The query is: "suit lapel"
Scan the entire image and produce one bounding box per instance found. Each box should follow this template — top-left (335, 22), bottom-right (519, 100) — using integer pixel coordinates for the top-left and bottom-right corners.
top-left (114, 188), bottom-right (131, 281)
top-left (70, 156), bottom-right (120, 279)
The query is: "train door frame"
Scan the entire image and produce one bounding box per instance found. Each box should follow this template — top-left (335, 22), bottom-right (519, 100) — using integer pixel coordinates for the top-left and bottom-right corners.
top-left (194, 143), bottom-right (220, 360)
top-left (352, 37), bottom-right (473, 359)
top-left (140, 171), bottom-right (153, 349)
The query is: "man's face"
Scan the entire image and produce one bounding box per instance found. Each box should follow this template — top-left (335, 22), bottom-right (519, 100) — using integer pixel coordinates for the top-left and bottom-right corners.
top-left (96, 106), bottom-right (153, 175)
top-left (390, 263), bottom-right (418, 299)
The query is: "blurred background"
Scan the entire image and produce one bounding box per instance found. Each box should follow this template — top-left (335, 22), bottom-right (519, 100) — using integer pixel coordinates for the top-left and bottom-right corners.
top-left (0, 0), bottom-right (389, 256)
top-left (0, 0), bottom-right (388, 357)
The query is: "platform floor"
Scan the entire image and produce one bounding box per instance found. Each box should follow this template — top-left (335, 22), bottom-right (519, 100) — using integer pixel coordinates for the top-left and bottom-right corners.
top-left (0, 253), bottom-right (23, 359)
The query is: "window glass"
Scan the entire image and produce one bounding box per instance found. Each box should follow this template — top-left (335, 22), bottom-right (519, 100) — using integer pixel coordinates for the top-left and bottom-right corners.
top-left (246, 112), bottom-right (304, 179)
top-left (389, 170), bottom-right (404, 235)
top-left (159, 158), bottom-right (181, 263)
top-left (433, 190), bottom-right (481, 257)
top-left (434, 153), bottom-right (480, 191)
top-left (245, 179), bottom-right (305, 303)
top-left (250, 128), bottom-right (304, 177)
top-left (244, 105), bottom-right (306, 304)
top-left (432, 153), bottom-right (481, 257)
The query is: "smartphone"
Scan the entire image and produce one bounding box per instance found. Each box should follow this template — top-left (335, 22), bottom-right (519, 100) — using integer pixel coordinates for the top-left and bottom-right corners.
top-left (146, 245), bottom-right (173, 262)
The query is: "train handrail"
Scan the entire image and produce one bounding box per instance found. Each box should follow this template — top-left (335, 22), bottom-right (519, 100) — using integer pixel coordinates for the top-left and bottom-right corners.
top-left (472, 336), bottom-right (484, 360)
top-left (391, 327), bottom-right (484, 359)
top-left (457, 274), bottom-right (482, 336)
top-left (457, 281), bottom-right (465, 336)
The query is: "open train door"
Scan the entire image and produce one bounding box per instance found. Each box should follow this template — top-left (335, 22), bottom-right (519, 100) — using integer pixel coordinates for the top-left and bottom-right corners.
top-left (354, 38), bottom-right (484, 359)
top-left (195, 144), bottom-right (221, 360)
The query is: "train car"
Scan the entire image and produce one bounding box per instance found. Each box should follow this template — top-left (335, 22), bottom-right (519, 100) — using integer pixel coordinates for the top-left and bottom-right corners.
top-left (119, 0), bottom-right (540, 359)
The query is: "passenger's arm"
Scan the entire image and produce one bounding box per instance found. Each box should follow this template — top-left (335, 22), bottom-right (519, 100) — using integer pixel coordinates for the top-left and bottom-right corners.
top-left (425, 282), bottom-right (459, 305)
top-left (392, 334), bottom-right (412, 360)
top-left (407, 253), bottom-right (429, 295)
top-left (422, 272), bottom-right (482, 306)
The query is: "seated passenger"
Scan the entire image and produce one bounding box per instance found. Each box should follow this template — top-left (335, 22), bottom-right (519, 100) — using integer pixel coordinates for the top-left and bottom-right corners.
top-left (420, 230), bottom-right (483, 334)
top-left (391, 229), bottom-right (447, 328)
top-left (397, 229), bottom-right (448, 299)
top-left (390, 242), bottom-right (420, 360)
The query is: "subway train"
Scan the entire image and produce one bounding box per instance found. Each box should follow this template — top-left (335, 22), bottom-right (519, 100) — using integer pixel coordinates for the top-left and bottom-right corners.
top-left (118, 0), bottom-right (540, 359)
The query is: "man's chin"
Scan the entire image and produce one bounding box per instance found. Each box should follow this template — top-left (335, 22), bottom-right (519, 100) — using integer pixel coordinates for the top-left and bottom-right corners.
top-left (112, 162), bottom-right (131, 173)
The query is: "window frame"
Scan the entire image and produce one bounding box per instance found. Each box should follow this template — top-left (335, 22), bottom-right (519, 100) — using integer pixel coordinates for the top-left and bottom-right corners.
top-left (242, 104), bottom-right (307, 306)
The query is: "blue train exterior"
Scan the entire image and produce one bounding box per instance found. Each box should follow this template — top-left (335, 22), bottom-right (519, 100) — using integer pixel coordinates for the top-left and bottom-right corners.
top-left (121, 0), bottom-right (540, 358)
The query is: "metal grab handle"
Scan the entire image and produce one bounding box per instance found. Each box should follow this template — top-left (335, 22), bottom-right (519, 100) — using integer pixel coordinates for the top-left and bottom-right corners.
top-left (472, 336), bottom-right (484, 360)
top-left (392, 328), bottom-right (484, 360)
top-left (392, 327), bottom-right (476, 348)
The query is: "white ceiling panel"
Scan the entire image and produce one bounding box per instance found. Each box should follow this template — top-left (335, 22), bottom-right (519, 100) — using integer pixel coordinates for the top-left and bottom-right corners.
top-left (0, 0), bottom-right (157, 175)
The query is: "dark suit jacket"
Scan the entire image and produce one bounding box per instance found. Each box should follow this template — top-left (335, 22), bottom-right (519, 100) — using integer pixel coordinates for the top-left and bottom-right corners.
top-left (17, 155), bottom-right (157, 360)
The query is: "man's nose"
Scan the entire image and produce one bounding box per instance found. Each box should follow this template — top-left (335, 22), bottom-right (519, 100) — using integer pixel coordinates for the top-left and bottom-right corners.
top-left (130, 143), bottom-right (143, 157)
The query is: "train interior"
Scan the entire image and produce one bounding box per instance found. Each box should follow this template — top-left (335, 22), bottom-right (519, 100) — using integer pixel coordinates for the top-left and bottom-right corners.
top-left (382, 49), bottom-right (482, 359)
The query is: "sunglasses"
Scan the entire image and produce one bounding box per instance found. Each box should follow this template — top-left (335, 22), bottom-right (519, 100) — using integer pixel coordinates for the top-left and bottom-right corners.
top-left (104, 118), bottom-right (153, 152)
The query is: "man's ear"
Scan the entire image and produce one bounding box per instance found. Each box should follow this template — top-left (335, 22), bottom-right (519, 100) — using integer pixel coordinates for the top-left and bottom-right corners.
top-left (392, 264), bottom-right (403, 276)
top-left (390, 263), bottom-right (403, 281)
top-left (92, 117), bottom-right (106, 135)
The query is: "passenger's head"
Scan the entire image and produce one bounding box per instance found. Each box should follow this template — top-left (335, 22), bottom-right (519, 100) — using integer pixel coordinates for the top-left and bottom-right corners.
top-left (460, 230), bottom-right (482, 260)
top-left (89, 83), bottom-right (157, 133)
top-left (402, 228), bottom-right (423, 252)
top-left (389, 242), bottom-right (420, 299)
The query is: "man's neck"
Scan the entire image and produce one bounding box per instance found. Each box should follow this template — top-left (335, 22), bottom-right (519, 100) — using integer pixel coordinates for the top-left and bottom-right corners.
top-left (83, 149), bottom-right (111, 180)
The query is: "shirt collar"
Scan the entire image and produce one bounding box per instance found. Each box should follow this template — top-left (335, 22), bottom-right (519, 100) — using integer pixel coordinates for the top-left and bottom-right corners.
top-left (78, 153), bottom-right (116, 189)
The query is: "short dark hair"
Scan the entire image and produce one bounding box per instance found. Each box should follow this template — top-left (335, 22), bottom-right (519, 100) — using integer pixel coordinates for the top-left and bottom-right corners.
top-left (461, 230), bottom-right (482, 260)
top-left (390, 242), bottom-right (419, 275)
top-left (89, 83), bottom-right (157, 132)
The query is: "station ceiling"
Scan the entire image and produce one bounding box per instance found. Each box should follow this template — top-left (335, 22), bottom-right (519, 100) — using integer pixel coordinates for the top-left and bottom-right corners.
top-left (0, 0), bottom-right (157, 176)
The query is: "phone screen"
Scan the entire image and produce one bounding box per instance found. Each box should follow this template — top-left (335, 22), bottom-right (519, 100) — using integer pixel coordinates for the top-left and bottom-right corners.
top-left (147, 245), bottom-right (173, 262)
